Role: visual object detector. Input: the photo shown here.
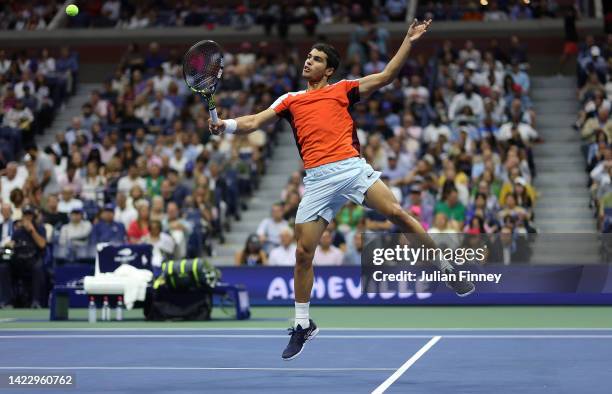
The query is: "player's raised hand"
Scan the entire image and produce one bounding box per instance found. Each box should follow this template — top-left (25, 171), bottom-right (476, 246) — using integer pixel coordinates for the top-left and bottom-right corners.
top-left (209, 117), bottom-right (226, 135)
top-left (407, 18), bottom-right (432, 42)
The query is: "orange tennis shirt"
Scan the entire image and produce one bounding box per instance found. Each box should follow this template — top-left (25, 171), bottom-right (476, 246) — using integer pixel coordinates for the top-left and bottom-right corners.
top-left (270, 79), bottom-right (361, 169)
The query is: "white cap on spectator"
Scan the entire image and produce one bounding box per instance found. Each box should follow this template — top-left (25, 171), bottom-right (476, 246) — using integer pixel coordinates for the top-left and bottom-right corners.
top-left (422, 154), bottom-right (435, 166)
top-left (514, 177), bottom-right (527, 186)
top-left (591, 46), bottom-right (601, 57)
top-left (465, 60), bottom-right (477, 71)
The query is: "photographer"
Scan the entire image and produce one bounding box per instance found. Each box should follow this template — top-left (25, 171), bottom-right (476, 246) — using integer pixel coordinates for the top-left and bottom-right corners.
top-left (5, 205), bottom-right (47, 308)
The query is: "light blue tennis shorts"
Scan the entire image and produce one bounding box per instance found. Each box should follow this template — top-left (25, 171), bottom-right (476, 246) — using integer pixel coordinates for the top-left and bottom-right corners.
top-left (295, 157), bottom-right (381, 224)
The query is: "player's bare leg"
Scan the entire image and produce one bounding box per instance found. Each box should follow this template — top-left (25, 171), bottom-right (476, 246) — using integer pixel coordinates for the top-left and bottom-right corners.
top-left (294, 217), bottom-right (327, 303)
top-left (363, 180), bottom-right (475, 296)
top-left (281, 217), bottom-right (327, 360)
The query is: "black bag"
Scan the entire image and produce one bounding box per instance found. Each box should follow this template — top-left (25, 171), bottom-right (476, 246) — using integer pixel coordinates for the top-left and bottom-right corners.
top-left (145, 258), bottom-right (220, 321)
top-left (144, 286), bottom-right (212, 321)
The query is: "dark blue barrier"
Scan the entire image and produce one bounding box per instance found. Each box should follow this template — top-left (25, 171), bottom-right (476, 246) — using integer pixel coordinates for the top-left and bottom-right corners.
top-left (219, 266), bottom-right (612, 306)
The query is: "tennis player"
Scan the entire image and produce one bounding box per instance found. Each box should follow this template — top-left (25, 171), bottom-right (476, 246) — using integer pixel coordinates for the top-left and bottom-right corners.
top-left (209, 19), bottom-right (474, 360)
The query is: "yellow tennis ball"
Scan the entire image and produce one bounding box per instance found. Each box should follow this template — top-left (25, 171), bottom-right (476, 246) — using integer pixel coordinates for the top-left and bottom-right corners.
top-left (66, 4), bottom-right (79, 17)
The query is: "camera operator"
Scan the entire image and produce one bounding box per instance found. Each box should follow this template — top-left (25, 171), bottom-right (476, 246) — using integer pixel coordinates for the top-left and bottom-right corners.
top-left (5, 205), bottom-right (47, 308)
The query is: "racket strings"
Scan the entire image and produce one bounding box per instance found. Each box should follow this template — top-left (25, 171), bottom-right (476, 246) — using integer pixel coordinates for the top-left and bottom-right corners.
top-left (183, 42), bottom-right (223, 93)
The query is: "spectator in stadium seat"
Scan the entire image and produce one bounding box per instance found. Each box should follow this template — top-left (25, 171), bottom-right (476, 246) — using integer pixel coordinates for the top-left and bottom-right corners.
top-left (497, 193), bottom-right (527, 223)
top-left (498, 121), bottom-right (538, 143)
top-left (150, 90), bottom-right (175, 122)
top-left (145, 160), bottom-right (164, 197)
top-left (114, 192), bottom-right (137, 229)
top-left (165, 169), bottom-right (190, 205)
top-left (25, 145), bottom-right (59, 196)
top-left (127, 200), bottom-right (150, 243)
top-left (169, 147), bottom-right (188, 174)
top-left (268, 227), bottom-right (297, 266)
top-left (423, 115), bottom-right (451, 144)
top-left (64, 117), bottom-right (88, 146)
top-left (448, 82), bottom-right (484, 121)
top-left (117, 163), bottom-right (146, 196)
top-left (0, 162), bottom-right (26, 203)
top-left (91, 204), bottom-right (126, 245)
top-left (150, 196), bottom-right (166, 222)
top-left (364, 49), bottom-right (387, 75)
top-left (97, 135), bottom-right (117, 165)
top-left (381, 153), bottom-right (405, 183)
top-left (257, 203), bottom-right (288, 254)
top-left (587, 132), bottom-right (610, 172)
top-left (20, 85), bottom-right (38, 114)
top-left (335, 201), bottom-right (364, 234)
top-left (509, 59), bottom-right (530, 94)
top-left (80, 161), bottom-right (105, 203)
top-left (428, 212), bottom-right (454, 233)
top-left (438, 161), bottom-right (470, 205)
top-left (9, 188), bottom-right (24, 221)
top-left (342, 231), bottom-right (363, 266)
top-left (143, 220), bottom-right (175, 269)
top-left (581, 107), bottom-right (612, 143)
top-left (404, 184), bottom-right (434, 228)
top-left (57, 163), bottom-right (83, 196)
top-left (313, 230), bottom-right (344, 266)
top-left (3, 99), bottom-right (34, 136)
top-left (13, 71), bottom-right (35, 99)
top-left (235, 233), bottom-right (267, 266)
top-left (0, 50), bottom-right (11, 75)
top-left (578, 71), bottom-right (605, 102)
top-left (435, 188), bottom-right (466, 224)
top-left (162, 201), bottom-right (191, 258)
top-left (282, 191), bottom-right (300, 223)
top-left (403, 75), bottom-right (430, 106)
top-left (42, 194), bottom-right (68, 230)
top-left (79, 103), bottom-right (99, 131)
top-left (459, 40), bottom-right (482, 65)
top-left (58, 207), bottom-right (92, 256)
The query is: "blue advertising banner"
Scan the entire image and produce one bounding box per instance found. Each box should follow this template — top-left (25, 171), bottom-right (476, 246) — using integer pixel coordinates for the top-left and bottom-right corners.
top-left (219, 266), bottom-right (612, 305)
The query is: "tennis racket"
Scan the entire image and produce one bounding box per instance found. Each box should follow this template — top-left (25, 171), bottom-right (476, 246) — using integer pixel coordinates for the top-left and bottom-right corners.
top-left (182, 40), bottom-right (224, 123)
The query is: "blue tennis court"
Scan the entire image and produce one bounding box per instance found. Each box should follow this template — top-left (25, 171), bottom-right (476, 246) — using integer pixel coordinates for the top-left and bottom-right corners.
top-left (1, 328), bottom-right (611, 393)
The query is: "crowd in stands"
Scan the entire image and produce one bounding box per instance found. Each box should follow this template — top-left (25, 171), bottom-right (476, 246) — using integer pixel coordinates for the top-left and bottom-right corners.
top-left (417, 0), bottom-right (592, 22)
top-left (59, 0), bottom-right (576, 33)
top-left (0, 37), bottom-right (301, 307)
top-left (577, 34), bottom-right (612, 232)
top-left (0, 1), bottom-right (60, 31)
top-left (0, 23), bottom-right (542, 308)
top-left (236, 32), bottom-right (539, 267)
top-left (1, 1), bottom-right (596, 34)
top-left (0, 46), bottom-right (78, 308)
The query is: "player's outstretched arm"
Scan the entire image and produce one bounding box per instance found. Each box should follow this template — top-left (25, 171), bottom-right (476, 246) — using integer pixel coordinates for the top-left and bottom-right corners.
top-left (209, 108), bottom-right (278, 136)
top-left (358, 19), bottom-right (431, 98)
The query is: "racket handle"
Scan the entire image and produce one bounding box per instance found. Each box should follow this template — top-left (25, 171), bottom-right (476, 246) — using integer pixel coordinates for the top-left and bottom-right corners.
top-left (209, 108), bottom-right (219, 124)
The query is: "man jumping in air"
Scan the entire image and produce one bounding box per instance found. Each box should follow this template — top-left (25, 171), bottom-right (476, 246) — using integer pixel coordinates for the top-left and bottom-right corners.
top-left (209, 19), bottom-right (474, 361)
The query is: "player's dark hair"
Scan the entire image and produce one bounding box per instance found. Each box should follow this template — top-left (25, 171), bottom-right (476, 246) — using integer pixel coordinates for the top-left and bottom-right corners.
top-left (311, 43), bottom-right (340, 75)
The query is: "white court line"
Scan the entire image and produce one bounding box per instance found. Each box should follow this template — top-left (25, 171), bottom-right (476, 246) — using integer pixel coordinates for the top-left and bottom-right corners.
top-left (372, 336), bottom-right (441, 394)
top-left (0, 319), bottom-right (16, 323)
top-left (2, 334), bottom-right (612, 339)
top-left (1, 327), bottom-right (611, 331)
top-left (0, 366), bottom-right (394, 372)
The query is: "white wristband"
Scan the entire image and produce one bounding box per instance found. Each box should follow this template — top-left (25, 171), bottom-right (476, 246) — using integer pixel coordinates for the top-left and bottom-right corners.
top-left (223, 119), bottom-right (237, 134)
